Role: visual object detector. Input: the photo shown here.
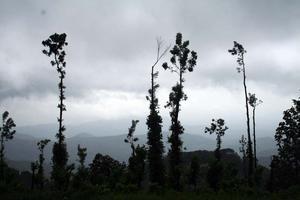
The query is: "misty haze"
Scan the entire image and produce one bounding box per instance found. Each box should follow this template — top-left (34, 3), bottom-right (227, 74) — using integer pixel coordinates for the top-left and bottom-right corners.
top-left (0, 0), bottom-right (299, 199)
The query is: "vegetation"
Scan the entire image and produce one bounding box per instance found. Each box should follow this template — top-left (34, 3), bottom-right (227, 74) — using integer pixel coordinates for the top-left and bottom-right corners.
top-left (0, 111), bottom-right (16, 182)
top-left (0, 32), bottom-right (299, 199)
top-left (162, 33), bottom-right (197, 191)
top-left (125, 120), bottom-right (147, 188)
top-left (36, 139), bottom-right (51, 189)
top-left (270, 97), bottom-right (300, 190)
top-left (204, 118), bottom-right (228, 191)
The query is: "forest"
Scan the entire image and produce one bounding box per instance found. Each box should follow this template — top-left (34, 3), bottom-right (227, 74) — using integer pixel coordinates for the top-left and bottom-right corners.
top-left (0, 32), bottom-right (299, 200)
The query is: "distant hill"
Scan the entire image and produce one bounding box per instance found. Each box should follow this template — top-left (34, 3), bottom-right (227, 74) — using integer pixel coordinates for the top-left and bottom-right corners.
top-left (5, 130), bottom-right (276, 174)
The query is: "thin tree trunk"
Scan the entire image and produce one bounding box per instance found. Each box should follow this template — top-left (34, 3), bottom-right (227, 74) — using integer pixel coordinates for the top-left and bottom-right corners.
top-left (241, 54), bottom-right (253, 185)
top-left (59, 75), bottom-right (63, 145)
top-left (253, 107), bottom-right (257, 169)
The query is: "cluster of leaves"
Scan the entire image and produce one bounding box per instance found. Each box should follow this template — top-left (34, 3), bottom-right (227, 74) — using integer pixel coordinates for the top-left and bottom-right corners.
top-left (90, 153), bottom-right (126, 189)
top-left (205, 118), bottom-right (228, 161)
top-left (228, 41), bottom-right (247, 73)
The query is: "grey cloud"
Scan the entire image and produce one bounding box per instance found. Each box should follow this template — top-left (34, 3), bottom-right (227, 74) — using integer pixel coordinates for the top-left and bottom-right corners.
top-left (0, 0), bottom-right (300, 102)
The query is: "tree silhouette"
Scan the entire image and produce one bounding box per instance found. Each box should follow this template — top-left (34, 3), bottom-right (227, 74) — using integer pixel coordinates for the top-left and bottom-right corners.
top-left (73, 144), bottom-right (88, 188)
top-left (205, 118), bottom-right (228, 161)
top-left (146, 39), bottom-right (169, 187)
top-left (30, 161), bottom-right (38, 190)
top-left (228, 41), bottom-right (254, 185)
top-left (239, 134), bottom-right (248, 179)
top-left (204, 118), bottom-right (228, 191)
top-left (248, 93), bottom-right (263, 169)
top-left (36, 139), bottom-right (50, 189)
top-left (42, 33), bottom-right (71, 189)
top-left (77, 144), bottom-right (87, 170)
top-left (271, 97), bottom-right (300, 189)
top-left (0, 111), bottom-right (16, 181)
top-left (162, 33), bottom-right (197, 190)
top-left (89, 153), bottom-right (125, 188)
top-left (125, 120), bottom-right (147, 188)
top-left (124, 120), bottom-right (139, 157)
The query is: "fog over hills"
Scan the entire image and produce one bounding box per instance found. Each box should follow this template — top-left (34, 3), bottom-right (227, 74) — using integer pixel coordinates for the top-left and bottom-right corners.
top-left (6, 119), bottom-right (277, 173)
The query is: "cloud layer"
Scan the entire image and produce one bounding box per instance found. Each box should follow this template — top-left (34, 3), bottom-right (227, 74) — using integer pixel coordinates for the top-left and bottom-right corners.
top-left (0, 0), bottom-right (299, 137)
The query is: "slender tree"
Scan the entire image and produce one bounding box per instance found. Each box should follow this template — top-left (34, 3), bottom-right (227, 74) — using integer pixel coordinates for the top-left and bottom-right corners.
top-left (204, 118), bottom-right (228, 161)
top-left (124, 120), bottom-right (139, 157)
top-left (162, 33), bottom-right (197, 190)
top-left (248, 93), bottom-right (263, 168)
top-left (77, 144), bottom-right (87, 170)
top-left (36, 139), bottom-right (50, 189)
top-left (73, 144), bottom-right (88, 188)
top-left (0, 111), bottom-right (16, 181)
top-left (228, 41), bottom-right (254, 185)
top-left (31, 161), bottom-right (38, 190)
top-left (42, 33), bottom-right (70, 189)
top-left (124, 120), bottom-right (147, 188)
top-left (146, 39), bottom-right (169, 186)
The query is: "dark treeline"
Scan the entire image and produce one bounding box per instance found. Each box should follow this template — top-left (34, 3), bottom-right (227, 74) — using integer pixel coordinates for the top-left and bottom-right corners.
top-left (0, 33), bottom-right (299, 199)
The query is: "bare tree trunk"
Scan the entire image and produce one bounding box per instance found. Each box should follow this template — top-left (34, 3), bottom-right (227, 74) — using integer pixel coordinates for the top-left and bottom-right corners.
top-left (253, 107), bottom-right (257, 169)
top-left (242, 54), bottom-right (253, 185)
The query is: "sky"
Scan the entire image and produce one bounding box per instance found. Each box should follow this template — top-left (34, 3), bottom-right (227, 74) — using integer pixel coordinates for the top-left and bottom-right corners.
top-left (0, 0), bottom-right (300, 138)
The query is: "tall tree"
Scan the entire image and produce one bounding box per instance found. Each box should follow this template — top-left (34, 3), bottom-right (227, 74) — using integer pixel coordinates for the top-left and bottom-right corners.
top-left (0, 111), bottom-right (16, 181)
top-left (271, 97), bottom-right (300, 189)
top-left (42, 33), bottom-right (70, 189)
top-left (205, 118), bottom-right (228, 161)
top-left (146, 39), bottom-right (169, 186)
top-left (124, 120), bottom-right (147, 188)
top-left (36, 139), bottom-right (50, 189)
top-left (162, 33), bottom-right (197, 190)
top-left (228, 41), bottom-right (254, 185)
top-left (248, 93), bottom-right (262, 168)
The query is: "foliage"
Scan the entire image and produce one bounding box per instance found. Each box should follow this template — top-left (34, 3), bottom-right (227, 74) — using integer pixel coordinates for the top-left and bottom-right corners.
top-left (72, 145), bottom-right (88, 189)
top-left (36, 139), bottom-right (50, 189)
top-left (162, 32), bottom-right (197, 191)
top-left (205, 118), bottom-right (228, 161)
top-left (0, 111), bottom-right (16, 181)
top-left (270, 97), bottom-right (300, 190)
top-left (125, 120), bottom-right (147, 187)
top-left (89, 153), bottom-right (125, 189)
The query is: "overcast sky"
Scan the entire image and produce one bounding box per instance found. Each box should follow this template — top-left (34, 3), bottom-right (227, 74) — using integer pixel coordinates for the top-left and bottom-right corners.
top-left (0, 0), bottom-right (299, 138)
